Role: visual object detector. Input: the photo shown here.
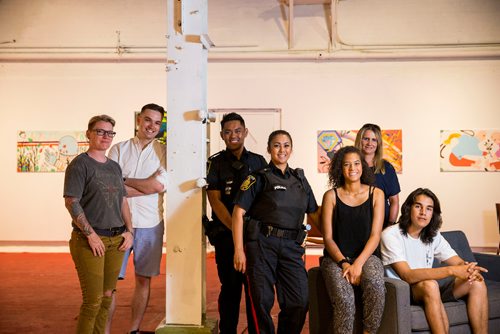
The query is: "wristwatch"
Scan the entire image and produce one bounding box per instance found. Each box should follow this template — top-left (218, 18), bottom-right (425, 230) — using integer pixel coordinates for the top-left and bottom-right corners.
top-left (337, 258), bottom-right (350, 267)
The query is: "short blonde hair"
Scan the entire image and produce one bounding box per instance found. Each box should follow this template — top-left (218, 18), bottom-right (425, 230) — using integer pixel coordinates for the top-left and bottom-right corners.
top-left (87, 115), bottom-right (115, 131)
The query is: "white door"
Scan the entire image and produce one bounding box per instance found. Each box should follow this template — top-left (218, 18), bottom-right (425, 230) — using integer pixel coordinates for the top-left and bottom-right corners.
top-left (208, 108), bottom-right (281, 160)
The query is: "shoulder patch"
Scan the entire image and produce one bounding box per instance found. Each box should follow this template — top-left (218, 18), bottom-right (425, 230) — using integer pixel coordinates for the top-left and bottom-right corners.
top-left (240, 175), bottom-right (256, 191)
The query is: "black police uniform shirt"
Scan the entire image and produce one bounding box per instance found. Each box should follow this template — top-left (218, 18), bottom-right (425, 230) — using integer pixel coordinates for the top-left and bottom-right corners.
top-left (207, 148), bottom-right (267, 228)
top-left (235, 162), bottom-right (318, 230)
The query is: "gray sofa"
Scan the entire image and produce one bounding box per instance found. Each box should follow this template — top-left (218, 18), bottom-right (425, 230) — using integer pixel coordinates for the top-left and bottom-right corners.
top-left (308, 230), bottom-right (500, 333)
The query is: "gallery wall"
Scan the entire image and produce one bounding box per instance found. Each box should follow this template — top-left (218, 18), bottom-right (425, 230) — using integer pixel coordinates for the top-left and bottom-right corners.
top-left (0, 0), bottom-right (499, 247)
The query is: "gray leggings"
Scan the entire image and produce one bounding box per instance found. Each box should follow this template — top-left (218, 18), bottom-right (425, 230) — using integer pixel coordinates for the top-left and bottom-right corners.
top-left (320, 255), bottom-right (385, 334)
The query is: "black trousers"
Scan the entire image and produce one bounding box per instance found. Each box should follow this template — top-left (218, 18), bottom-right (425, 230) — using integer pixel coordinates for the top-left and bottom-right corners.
top-left (245, 233), bottom-right (308, 334)
top-left (214, 232), bottom-right (257, 334)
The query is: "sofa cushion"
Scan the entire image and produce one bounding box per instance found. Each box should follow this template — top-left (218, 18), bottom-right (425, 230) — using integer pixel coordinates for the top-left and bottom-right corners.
top-left (487, 279), bottom-right (500, 320)
top-left (440, 231), bottom-right (476, 263)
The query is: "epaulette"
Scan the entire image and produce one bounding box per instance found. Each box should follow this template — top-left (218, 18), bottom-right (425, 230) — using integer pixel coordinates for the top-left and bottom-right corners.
top-left (208, 151), bottom-right (223, 161)
top-left (256, 167), bottom-right (271, 175)
top-left (291, 167), bottom-right (305, 180)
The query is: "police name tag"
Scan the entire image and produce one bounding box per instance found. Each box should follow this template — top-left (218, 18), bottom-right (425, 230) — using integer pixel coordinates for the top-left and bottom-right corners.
top-left (274, 185), bottom-right (287, 191)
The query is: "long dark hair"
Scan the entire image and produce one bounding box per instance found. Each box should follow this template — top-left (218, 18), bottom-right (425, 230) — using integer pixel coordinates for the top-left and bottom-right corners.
top-left (399, 188), bottom-right (443, 244)
top-left (328, 146), bottom-right (375, 188)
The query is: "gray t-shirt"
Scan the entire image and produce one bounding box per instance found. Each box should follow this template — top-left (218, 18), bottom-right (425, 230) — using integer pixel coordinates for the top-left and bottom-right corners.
top-left (64, 153), bottom-right (126, 230)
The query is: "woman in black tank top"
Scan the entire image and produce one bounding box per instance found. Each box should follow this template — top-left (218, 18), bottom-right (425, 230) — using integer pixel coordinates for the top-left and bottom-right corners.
top-left (320, 146), bottom-right (386, 334)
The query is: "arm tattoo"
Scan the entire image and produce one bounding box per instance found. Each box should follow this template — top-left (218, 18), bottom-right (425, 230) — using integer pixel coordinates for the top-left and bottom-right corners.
top-left (65, 197), bottom-right (94, 236)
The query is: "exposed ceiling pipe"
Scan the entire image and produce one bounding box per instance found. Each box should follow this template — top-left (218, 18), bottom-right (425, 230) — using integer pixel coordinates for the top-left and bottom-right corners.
top-left (1, 44), bottom-right (500, 63)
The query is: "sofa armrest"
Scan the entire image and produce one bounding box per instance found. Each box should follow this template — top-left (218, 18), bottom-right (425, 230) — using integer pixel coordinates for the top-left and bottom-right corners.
top-left (474, 252), bottom-right (500, 282)
top-left (379, 277), bottom-right (412, 334)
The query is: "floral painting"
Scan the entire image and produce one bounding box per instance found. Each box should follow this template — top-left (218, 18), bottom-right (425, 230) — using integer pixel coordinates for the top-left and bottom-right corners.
top-left (17, 131), bottom-right (89, 172)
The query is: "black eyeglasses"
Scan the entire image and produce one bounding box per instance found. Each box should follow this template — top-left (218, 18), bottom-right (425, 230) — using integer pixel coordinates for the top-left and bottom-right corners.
top-left (92, 129), bottom-right (116, 138)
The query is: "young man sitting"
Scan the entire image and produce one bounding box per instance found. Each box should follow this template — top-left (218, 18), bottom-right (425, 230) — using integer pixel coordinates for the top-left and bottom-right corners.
top-left (381, 188), bottom-right (488, 334)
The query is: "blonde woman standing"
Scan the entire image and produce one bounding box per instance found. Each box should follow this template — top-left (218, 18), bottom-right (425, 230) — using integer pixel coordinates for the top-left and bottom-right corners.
top-left (355, 123), bottom-right (400, 228)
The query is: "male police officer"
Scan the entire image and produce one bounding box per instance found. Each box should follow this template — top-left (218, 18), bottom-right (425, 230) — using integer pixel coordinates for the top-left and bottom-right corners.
top-left (206, 113), bottom-right (267, 334)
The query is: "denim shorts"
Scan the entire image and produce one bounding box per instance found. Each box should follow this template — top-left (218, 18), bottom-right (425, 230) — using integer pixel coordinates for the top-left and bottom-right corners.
top-left (133, 221), bottom-right (164, 277)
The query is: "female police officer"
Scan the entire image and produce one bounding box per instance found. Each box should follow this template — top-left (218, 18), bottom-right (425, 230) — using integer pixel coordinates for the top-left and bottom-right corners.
top-left (232, 130), bottom-right (319, 334)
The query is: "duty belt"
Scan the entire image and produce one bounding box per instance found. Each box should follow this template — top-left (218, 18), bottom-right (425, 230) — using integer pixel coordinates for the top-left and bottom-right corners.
top-left (261, 224), bottom-right (299, 240)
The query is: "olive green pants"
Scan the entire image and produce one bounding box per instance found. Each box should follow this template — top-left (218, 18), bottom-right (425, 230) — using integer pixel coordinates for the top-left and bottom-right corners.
top-left (69, 231), bottom-right (124, 334)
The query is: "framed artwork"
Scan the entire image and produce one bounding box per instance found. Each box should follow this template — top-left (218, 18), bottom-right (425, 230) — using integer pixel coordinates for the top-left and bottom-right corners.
top-left (440, 130), bottom-right (500, 172)
top-left (17, 130), bottom-right (89, 172)
top-left (317, 129), bottom-right (403, 173)
top-left (134, 111), bottom-right (167, 144)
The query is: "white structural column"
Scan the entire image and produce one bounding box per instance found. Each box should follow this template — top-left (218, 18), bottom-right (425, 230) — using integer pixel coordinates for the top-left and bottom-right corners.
top-left (161, 0), bottom-right (211, 330)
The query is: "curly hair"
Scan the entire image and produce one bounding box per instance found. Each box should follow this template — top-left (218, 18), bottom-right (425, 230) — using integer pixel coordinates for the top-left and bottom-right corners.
top-left (398, 188), bottom-right (443, 244)
top-left (354, 123), bottom-right (386, 174)
top-left (328, 146), bottom-right (375, 188)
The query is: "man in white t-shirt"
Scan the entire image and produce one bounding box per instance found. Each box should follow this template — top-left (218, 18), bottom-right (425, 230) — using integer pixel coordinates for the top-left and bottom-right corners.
top-left (381, 188), bottom-right (488, 334)
top-left (107, 103), bottom-right (167, 334)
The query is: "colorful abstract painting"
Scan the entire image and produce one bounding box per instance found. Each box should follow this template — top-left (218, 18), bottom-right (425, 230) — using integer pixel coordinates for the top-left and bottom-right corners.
top-left (317, 129), bottom-right (403, 173)
top-left (440, 130), bottom-right (500, 172)
top-left (17, 131), bottom-right (89, 172)
top-left (134, 111), bottom-right (167, 144)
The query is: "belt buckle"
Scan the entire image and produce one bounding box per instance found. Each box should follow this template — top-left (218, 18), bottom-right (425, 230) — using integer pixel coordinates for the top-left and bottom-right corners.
top-left (276, 229), bottom-right (285, 238)
top-left (265, 225), bottom-right (272, 237)
top-left (111, 227), bottom-right (122, 237)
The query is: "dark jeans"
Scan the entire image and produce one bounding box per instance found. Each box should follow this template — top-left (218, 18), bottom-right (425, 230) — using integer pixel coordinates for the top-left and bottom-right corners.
top-left (69, 231), bottom-right (125, 334)
top-left (214, 232), bottom-right (257, 334)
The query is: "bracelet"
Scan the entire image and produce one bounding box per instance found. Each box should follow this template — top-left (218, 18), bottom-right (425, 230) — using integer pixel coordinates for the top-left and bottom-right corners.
top-left (337, 258), bottom-right (350, 267)
top-left (126, 229), bottom-right (134, 237)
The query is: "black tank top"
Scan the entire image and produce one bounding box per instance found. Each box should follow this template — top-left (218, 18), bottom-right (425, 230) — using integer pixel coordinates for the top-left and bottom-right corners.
top-left (330, 186), bottom-right (373, 259)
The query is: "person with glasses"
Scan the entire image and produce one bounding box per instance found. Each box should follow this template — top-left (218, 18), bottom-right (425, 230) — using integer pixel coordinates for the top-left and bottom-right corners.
top-left (355, 123), bottom-right (401, 229)
top-left (107, 104), bottom-right (167, 334)
top-left (64, 114), bottom-right (133, 334)
top-left (206, 112), bottom-right (267, 334)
